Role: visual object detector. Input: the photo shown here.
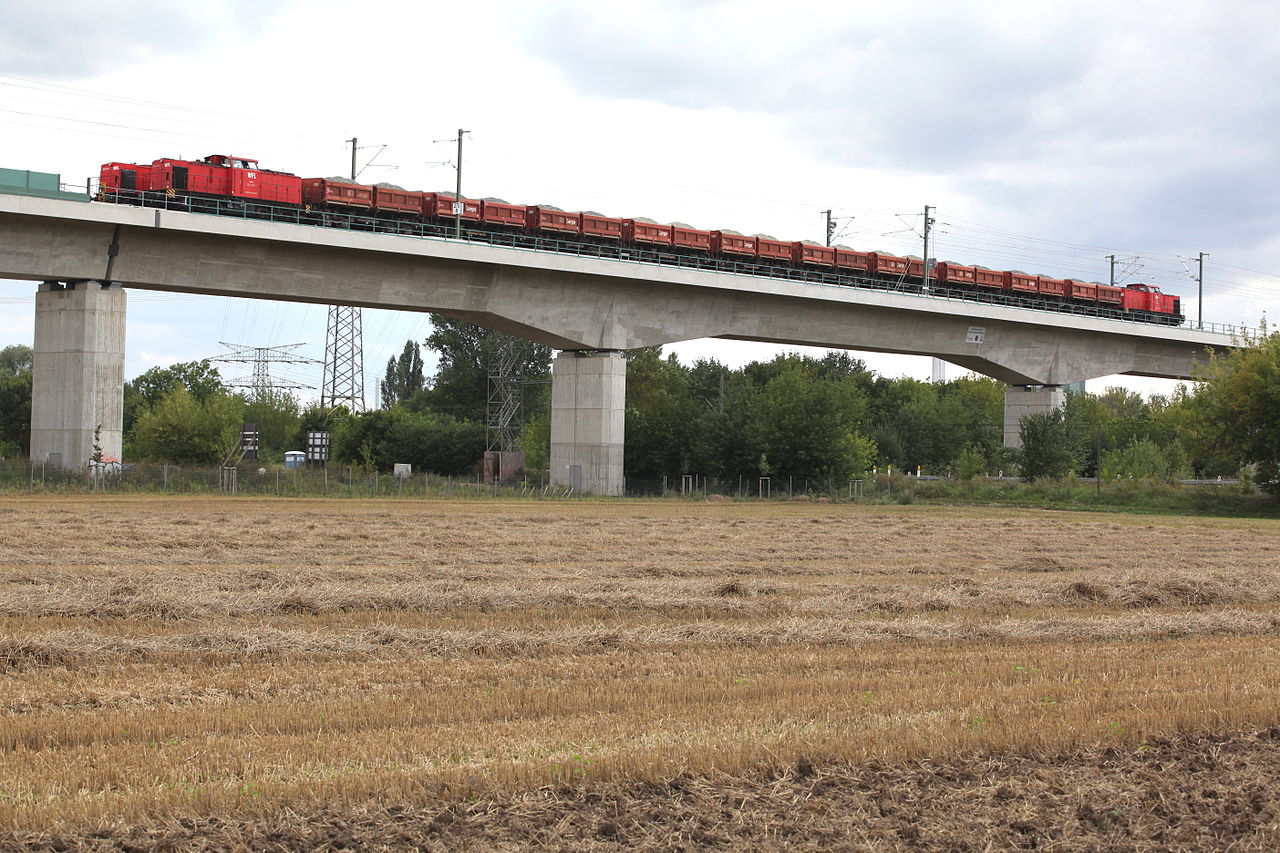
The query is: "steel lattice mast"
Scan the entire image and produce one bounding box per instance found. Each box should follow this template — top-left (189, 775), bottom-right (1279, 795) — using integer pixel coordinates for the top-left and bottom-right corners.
top-left (320, 305), bottom-right (366, 412)
top-left (486, 336), bottom-right (521, 452)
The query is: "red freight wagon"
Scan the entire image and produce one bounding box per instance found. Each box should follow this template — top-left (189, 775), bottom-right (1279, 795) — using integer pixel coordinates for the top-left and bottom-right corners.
top-left (481, 200), bottom-right (526, 228)
top-left (150, 156), bottom-right (301, 204)
top-left (757, 237), bottom-right (792, 261)
top-left (905, 257), bottom-right (926, 279)
top-left (834, 248), bottom-right (871, 272)
top-left (1005, 271), bottom-right (1038, 293)
top-left (302, 178), bottom-right (373, 210)
top-left (1037, 276), bottom-right (1067, 298)
top-left (1067, 280), bottom-right (1098, 302)
top-left (933, 262), bottom-right (976, 286)
top-left (672, 225), bottom-right (712, 252)
top-left (427, 193), bottom-right (481, 220)
top-left (581, 212), bottom-right (624, 240)
top-left (373, 186), bottom-right (423, 215)
top-left (622, 219), bottom-right (673, 245)
top-left (794, 242), bottom-right (835, 267)
top-left (973, 267), bottom-right (1004, 289)
top-left (870, 252), bottom-right (909, 277)
top-left (711, 231), bottom-right (757, 257)
top-left (1096, 285), bottom-right (1124, 305)
top-left (99, 161), bottom-right (152, 192)
top-left (526, 206), bottom-right (578, 233)
top-left (1122, 283), bottom-right (1178, 314)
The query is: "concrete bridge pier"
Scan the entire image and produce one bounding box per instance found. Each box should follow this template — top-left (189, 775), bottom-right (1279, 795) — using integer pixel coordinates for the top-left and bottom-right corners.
top-left (1002, 385), bottom-right (1066, 449)
top-left (550, 349), bottom-right (626, 496)
top-left (31, 281), bottom-right (126, 468)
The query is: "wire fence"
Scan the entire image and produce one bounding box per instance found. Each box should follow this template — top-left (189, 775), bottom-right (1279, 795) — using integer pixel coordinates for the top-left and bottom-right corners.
top-left (0, 459), bottom-right (1250, 504)
top-left (0, 459), bottom-right (569, 500)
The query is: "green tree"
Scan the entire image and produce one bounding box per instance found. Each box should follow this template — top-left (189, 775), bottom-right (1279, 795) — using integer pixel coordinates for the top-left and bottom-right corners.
top-left (125, 361), bottom-right (226, 436)
top-left (1063, 391), bottom-right (1110, 477)
top-left (740, 359), bottom-right (871, 481)
top-left (132, 385), bottom-right (241, 464)
top-left (867, 378), bottom-right (938, 469)
top-left (0, 344), bottom-right (33, 378)
top-left (241, 388), bottom-right (302, 455)
top-left (380, 340), bottom-right (425, 409)
top-left (331, 407), bottom-right (484, 475)
top-left (624, 347), bottom-right (704, 479)
top-left (519, 411), bottom-right (551, 470)
top-left (386, 411), bottom-right (486, 475)
top-left (1186, 332), bottom-right (1280, 492)
top-left (423, 316), bottom-right (550, 422)
top-left (954, 443), bottom-right (987, 479)
top-left (1100, 438), bottom-right (1186, 481)
top-left (1016, 408), bottom-right (1080, 481)
top-left (130, 361), bottom-right (225, 406)
top-left (0, 347), bottom-right (32, 456)
top-left (291, 403), bottom-right (347, 452)
top-left (939, 377), bottom-right (1005, 460)
top-left (331, 408), bottom-right (398, 471)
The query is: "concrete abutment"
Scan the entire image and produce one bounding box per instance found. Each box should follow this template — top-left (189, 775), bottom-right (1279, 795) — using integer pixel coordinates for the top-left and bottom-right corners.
top-left (31, 281), bottom-right (126, 468)
top-left (549, 350), bottom-right (626, 496)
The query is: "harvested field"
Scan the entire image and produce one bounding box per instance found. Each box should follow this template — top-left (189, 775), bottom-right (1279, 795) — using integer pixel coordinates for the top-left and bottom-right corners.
top-left (2, 496), bottom-right (1279, 850)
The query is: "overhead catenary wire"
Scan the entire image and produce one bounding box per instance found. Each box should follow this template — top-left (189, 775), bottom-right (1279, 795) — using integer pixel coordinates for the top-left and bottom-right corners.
top-left (6, 66), bottom-right (1275, 335)
top-left (0, 73), bottom-right (247, 118)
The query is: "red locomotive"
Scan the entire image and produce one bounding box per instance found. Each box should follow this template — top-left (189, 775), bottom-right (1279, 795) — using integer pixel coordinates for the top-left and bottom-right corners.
top-left (98, 154), bottom-right (1183, 325)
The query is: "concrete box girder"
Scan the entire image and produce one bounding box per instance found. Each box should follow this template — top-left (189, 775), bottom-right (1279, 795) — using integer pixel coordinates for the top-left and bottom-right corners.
top-left (0, 195), bottom-right (1233, 387)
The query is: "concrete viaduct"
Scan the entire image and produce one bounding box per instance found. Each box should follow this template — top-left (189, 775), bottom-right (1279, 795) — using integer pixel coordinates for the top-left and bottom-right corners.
top-left (0, 192), bottom-right (1232, 494)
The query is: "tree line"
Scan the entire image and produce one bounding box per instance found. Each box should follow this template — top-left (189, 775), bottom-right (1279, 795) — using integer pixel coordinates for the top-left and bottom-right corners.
top-left (0, 325), bottom-right (1276, 494)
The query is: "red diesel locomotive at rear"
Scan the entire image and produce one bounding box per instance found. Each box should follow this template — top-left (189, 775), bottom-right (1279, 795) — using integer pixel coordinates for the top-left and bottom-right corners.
top-left (99, 154), bottom-right (1184, 324)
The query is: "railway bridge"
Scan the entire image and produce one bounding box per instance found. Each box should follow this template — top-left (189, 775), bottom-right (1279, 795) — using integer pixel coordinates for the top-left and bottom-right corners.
top-left (0, 191), bottom-right (1235, 494)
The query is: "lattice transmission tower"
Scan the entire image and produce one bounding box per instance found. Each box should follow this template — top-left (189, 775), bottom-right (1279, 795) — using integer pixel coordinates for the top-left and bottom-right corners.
top-left (320, 305), bottom-right (366, 412)
top-left (317, 138), bottom-right (381, 414)
top-left (210, 342), bottom-right (318, 397)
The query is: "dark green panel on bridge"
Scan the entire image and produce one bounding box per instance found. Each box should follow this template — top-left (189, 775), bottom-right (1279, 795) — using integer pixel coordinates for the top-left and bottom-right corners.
top-left (0, 168), bottom-right (88, 201)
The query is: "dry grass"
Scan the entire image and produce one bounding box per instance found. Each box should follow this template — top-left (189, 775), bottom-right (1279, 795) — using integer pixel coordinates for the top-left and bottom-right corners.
top-left (6, 729), bottom-right (1278, 851)
top-left (2, 496), bottom-right (1279, 846)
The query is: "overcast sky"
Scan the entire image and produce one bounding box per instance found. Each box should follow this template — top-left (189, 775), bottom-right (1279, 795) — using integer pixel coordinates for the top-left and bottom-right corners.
top-left (3, 0), bottom-right (1278, 399)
